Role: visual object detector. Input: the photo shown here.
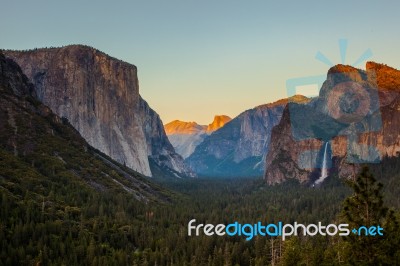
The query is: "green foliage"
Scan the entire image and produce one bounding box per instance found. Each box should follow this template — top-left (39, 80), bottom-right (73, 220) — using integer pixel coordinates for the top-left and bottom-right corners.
top-left (342, 166), bottom-right (387, 227)
top-left (2, 156), bottom-right (400, 265)
top-left (1, 80), bottom-right (399, 264)
top-left (277, 164), bottom-right (400, 266)
top-left (341, 166), bottom-right (400, 265)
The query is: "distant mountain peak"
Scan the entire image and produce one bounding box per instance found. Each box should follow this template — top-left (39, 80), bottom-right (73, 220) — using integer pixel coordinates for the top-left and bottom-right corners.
top-left (164, 120), bottom-right (206, 135)
top-left (257, 95), bottom-right (310, 109)
top-left (206, 115), bottom-right (232, 133)
top-left (327, 64), bottom-right (359, 74)
top-left (164, 115), bottom-right (231, 135)
top-left (186, 102), bottom-right (287, 177)
top-left (164, 115), bottom-right (231, 159)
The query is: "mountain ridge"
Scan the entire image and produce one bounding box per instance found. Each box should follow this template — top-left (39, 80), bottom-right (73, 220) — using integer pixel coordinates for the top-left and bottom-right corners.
top-left (164, 115), bottom-right (231, 159)
top-left (185, 97), bottom-right (305, 177)
top-left (265, 62), bottom-right (400, 184)
top-left (0, 51), bottom-right (171, 202)
top-left (3, 45), bottom-right (194, 178)
top-left (165, 120), bottom-right (206, 135)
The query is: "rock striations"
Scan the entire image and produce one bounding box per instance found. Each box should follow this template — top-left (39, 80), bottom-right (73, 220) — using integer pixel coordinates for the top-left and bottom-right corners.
top-left (0, 51), bottom-right (171, 201)
top-left (186, 97), bottom-right (308, 177)
top-left (265, 62), bottom-right (400, 184)
top-left (3, 45), bottom-right (194, 178)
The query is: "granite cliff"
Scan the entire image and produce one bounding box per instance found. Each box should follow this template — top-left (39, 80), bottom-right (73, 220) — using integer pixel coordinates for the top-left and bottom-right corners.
top-left (3, 45), bottom-right (194, 178)
top-left (265, 62), bottom-right (400, 184)
top-left (205, 115), bottom-right (232, 133)
top-left (187, 97), bottom-right (308, 177)
top-left (0, 51), bottom-right (171, 201)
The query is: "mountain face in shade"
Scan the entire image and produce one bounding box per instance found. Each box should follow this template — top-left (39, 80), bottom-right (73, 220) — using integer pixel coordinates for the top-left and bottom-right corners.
top-left (164, 115), bottom-right (231, 159)
top-left (3, 45), bottom-right (194, 178)
top-left (186, 98), bottom-right (308, 177)
top-left (265, 62), bottom-right (400, 184)
top-left (0, 52), bottom-right (171, 202)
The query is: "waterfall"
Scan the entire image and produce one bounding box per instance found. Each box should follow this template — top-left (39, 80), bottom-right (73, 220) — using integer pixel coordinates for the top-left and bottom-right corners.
top-left (315, 142), bottom-right (329, 185)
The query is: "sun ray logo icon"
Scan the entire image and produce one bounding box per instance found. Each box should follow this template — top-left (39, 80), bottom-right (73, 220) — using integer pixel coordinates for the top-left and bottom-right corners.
top-left (315, 39), bottom-right (373, 67)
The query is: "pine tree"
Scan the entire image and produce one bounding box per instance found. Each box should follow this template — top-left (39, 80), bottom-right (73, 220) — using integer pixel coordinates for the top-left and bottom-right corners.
top-left (280, 237), bottom-right (301, 266)
top-left (341, 166), bottom-right (400, 264)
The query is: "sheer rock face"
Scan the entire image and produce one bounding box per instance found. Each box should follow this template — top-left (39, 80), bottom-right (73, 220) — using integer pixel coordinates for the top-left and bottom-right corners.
top-left (4, 45), bottom-right (194, 177)
top-left (0, 52), bottom-right (173, 201)
top-left (185, 98), bottom-right (305, 177)
top-left (265, 62), bottom-right (400, 184)
top-left (264, 106), bottom-right (323, 184)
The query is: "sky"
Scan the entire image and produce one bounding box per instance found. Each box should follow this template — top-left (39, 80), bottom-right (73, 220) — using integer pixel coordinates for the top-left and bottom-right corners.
top-left (1, 1), bottom-right (400, 124)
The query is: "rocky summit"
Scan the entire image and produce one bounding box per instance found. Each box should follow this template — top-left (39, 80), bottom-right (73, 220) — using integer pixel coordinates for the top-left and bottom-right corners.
top-left (205, 115), bottom-right (232, 133)
top-left (265, 62), bottom-right (400, 184)
top-left (3, 45), bottom-right (194, 178)
top-left (164, 115), bottom-right (231, 159)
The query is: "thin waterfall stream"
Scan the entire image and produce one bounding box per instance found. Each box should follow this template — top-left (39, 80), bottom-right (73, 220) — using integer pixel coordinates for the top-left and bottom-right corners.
top-left (315, 142), bottom-right (329, 185)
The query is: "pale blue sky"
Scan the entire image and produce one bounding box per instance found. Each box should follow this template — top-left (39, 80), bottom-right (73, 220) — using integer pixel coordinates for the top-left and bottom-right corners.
top-left (1, 1), bottom-right (400, 124)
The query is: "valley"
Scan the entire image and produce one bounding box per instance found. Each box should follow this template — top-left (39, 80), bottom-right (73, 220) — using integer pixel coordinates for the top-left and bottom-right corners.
top-left (1, 46), bottom-right (400, 265)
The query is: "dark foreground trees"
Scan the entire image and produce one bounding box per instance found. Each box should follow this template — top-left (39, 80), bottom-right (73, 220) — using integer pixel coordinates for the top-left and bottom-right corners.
top-left (341, 166), bottom-right (400, 265)
top-left (279, 166), bottom-right (400, 266)
top-left (1, 159), bottom-right (399, 265)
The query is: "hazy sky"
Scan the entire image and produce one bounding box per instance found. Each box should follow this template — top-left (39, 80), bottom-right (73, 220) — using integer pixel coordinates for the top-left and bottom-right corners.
top-left (1, 1), bottom-right (400, 124)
